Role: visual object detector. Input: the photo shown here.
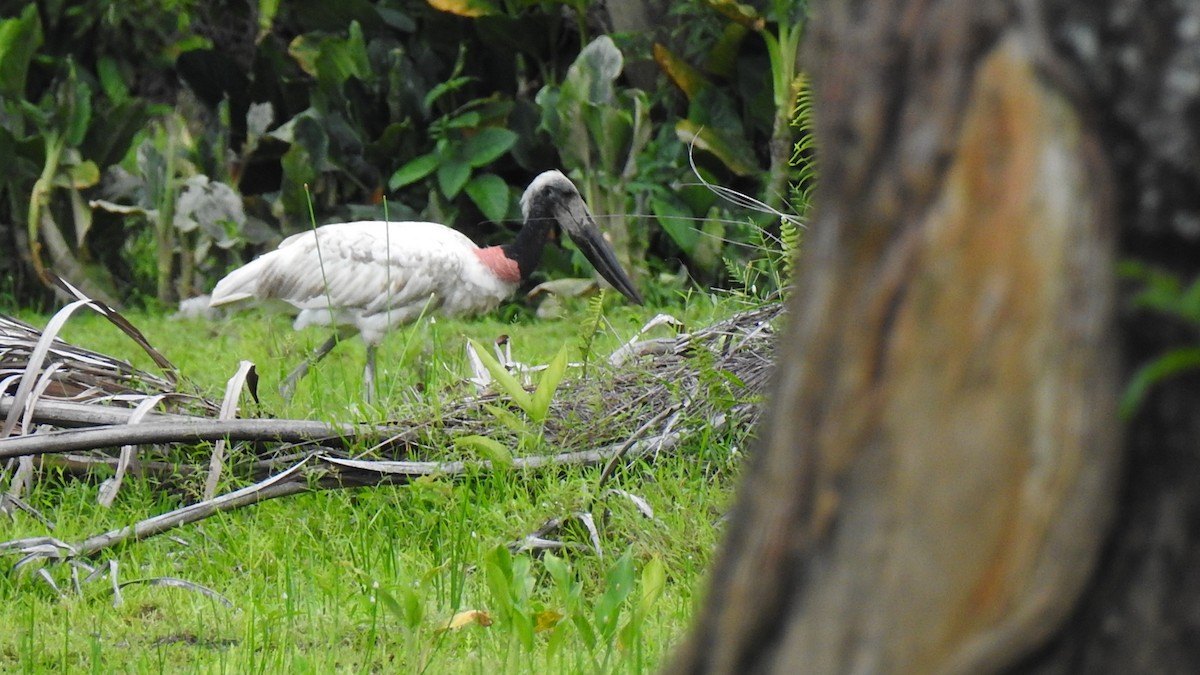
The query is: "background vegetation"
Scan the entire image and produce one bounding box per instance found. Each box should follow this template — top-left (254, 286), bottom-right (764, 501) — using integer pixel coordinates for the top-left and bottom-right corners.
top-left (0, 0), bottom-right (810, 312)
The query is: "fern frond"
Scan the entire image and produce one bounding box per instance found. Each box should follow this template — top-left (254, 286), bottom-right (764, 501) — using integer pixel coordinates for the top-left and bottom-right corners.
top-left (790, 72), bottom-right (817, 215)
top-left (779, 217), bottom-right (802, 286)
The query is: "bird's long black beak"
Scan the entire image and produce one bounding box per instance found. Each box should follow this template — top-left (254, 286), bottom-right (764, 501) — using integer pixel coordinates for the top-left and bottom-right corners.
top-left (561, 200), bottom-right (644, 306)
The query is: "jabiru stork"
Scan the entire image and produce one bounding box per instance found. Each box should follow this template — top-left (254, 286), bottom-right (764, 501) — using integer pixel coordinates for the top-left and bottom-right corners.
top-left (208, 170), bottom-right (643, 402)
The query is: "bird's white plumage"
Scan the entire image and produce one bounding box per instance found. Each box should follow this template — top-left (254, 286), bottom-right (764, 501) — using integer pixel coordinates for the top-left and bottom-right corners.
top-left (209, 220), bottom-right (517, 345)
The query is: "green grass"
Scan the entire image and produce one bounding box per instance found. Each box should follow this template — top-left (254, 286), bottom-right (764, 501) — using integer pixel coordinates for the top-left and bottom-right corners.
top-left (0, 293), bottom-right (751, 673)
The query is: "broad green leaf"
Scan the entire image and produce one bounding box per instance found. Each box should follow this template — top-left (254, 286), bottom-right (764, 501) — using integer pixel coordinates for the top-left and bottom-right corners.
top-left (0, 5), bottom-right (42, 99)
top-left (374, 584), bottom-right (410, 627)
top-left (454, 434), bottom-right (513, 467)
top-left (437, 159), bottom-right (471, 198)
top-left (483, 545), bottom-right (515, 615)
top-left (567, 36), bottom-right (622, 105)
top-left (462, 127), bottom-right (518, 168)
top-left (59, 63), bottom-right (92, 148)
top-left (465, 173), bottom-right (510, 223)
top-left (529, 347), bottom-right (569, 423)
top-left (277, 112), bottom-right (330, 169)
top-left (675, 119), bottom-right (759, 176)
top-left (279, 144), bottom-right (319, 219)
top-left (426, 0), bottom-right (500, 18)
top-left (469, 339), bottom-right (533, 412)
top-left (594, 551), bottom-right (635, 641)
top-left (59, 160), bottom-right (100, 190)
top-left (704, 23), bottom-right (750, 78)
top-left (638, 556), bottom-right (666, 616)
top-left (513, 609), bottom-right (535, 651)
top-left (96, 56), bottom-right (129, 103)
top-left (651, 194), bottom-right (699, 255)
top-left (443, 109), bottom-right (483, 129)
top-left (388, 152), bottom-right (440, 190)
top-left (583, 104), bottom-right (632, 177)
top-left (482, 403), bottom-right (530, 436)
top-left (542, 553), bottom-right (573, 600)
top-left (288, 21), bottom-right (369, 86)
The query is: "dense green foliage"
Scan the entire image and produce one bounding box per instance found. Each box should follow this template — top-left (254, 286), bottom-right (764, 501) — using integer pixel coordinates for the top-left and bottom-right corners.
top-left (0, 0), bottom-right (808, 311)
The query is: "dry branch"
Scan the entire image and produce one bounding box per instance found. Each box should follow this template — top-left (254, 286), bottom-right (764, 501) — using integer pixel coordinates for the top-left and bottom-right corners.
top-left (0, 301), bottom-right (781, 571)
top-left (0, 418), bottom-right (405, 459)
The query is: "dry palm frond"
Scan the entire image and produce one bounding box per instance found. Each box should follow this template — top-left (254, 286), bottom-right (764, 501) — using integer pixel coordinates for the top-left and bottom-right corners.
top-left (0, 298), bottom-right (783, 570)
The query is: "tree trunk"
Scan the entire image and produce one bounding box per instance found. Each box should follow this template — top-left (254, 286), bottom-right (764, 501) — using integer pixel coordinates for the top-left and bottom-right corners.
top-left (669, 0), bottom-right (1200, 673)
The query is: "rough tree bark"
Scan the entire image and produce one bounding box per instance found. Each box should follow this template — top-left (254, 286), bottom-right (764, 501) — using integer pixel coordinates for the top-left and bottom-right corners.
top-left (669, 0), bottom-right (1200, 673)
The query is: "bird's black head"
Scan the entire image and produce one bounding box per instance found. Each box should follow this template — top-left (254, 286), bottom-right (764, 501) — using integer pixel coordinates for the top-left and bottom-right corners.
top-left (515, 170), bottom-right (644, 305)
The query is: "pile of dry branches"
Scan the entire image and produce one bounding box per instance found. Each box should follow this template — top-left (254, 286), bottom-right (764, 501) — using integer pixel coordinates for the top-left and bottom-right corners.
top-left (0, 282), bottom-right (782, 570)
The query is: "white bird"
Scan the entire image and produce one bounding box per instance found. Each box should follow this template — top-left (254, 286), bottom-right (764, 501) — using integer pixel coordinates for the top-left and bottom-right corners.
top-left (208, 170), bottom-right (643, 402)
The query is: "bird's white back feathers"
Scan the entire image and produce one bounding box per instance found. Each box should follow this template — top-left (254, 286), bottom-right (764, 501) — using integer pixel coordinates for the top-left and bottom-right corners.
top-left (209, 220), bottom-right (518, 344)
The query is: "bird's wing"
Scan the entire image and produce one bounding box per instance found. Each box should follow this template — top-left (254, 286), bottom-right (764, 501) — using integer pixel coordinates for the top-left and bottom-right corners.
top-left (253, 221), bottom-right (477, 315)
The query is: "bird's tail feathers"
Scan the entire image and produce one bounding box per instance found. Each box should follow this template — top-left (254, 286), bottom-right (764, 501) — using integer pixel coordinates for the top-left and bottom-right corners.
top-left (209, 260), bottom-right (266, 308)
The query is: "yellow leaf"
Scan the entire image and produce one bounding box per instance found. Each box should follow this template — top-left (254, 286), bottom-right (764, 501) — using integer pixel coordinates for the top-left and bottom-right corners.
top-left (535, 610), bottom-right (563, 633)
top-left (426, 0), bottom-right (499, 17)
top-left (653, 43), bottom-right (709, 101)
top-left (440, 609), bottom-right (493, 632)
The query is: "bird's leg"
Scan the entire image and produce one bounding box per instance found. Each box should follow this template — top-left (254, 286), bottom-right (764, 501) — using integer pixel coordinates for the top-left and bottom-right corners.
top-left (279, 327), bottom-right (355, 401)
top-left (363, 343), bottom-right (377, 404)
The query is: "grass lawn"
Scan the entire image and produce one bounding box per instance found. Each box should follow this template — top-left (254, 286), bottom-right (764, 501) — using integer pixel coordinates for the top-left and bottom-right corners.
top-left (0, 291), bottom-right (758, 673)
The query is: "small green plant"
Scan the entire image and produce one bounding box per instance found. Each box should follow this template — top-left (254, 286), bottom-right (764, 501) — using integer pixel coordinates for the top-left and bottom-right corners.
top-left (457, 340), bottom-right (570, 463)
top-left (1118, 261), bottom-right (1200, 418)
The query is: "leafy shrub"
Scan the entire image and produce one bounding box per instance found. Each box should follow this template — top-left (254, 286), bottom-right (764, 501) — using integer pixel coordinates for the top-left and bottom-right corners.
top-left (1, 0), bottom-right (814, 309)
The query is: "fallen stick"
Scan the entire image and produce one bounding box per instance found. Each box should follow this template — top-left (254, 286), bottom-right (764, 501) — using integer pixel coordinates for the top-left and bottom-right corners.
top-left (0, 394), bottom-right (201, 428)
top-left (1, 430), bottom-right (686, 565)
top-left (0, 418), bottom-right (408, 459)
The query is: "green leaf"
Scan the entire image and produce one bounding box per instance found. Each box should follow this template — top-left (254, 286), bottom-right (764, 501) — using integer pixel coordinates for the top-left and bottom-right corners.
top-left (461, 127), bottom-right (518, 168)
top-left (0, 5), bottom-right (42, 99)
top-left (482, 403), bottom-right (530, 436)
top-left (59, 160), bottom-right (100, 190)
top-left (454, 434), bottom-right (514, 467)
top-left (96, 56), bottom-right (129, 104)
top-left (443, 110), bottom-right (483, 129)
top-left (388, 152), bottom-right (440, 190)
top-left (651, 194), bottom-right (699, 255)
top-left (437, 159), bottom-right (471, 198)
top-left (638, 556), bottom-right (666, 616)
top-left (375, 584), bottom-right (416, 629)
top-left (594, 551), bottom-right (635, 641)
top-left (529, 347), bottom-right (569, 424)
top-left (675, 119), bottom-right (760, 176)
top-left (1120, 347), bottom-right (1200, 419)
top-left (58, 63), bottom-right (92, 149)
top-left (288, 21), bottom-right (369, 87)
top-left (483, 545), bottom-right (515, 616)
top-left (469, 339), bottom-right (533, 413)
top-left (465, 173), bottom-right (510, 223)
top-left (542, 553), bottom-right (573, 602)
top-left (583, 105), bottom-right (632, 177)
top-left (567, 36), bottom-right (623, 105)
